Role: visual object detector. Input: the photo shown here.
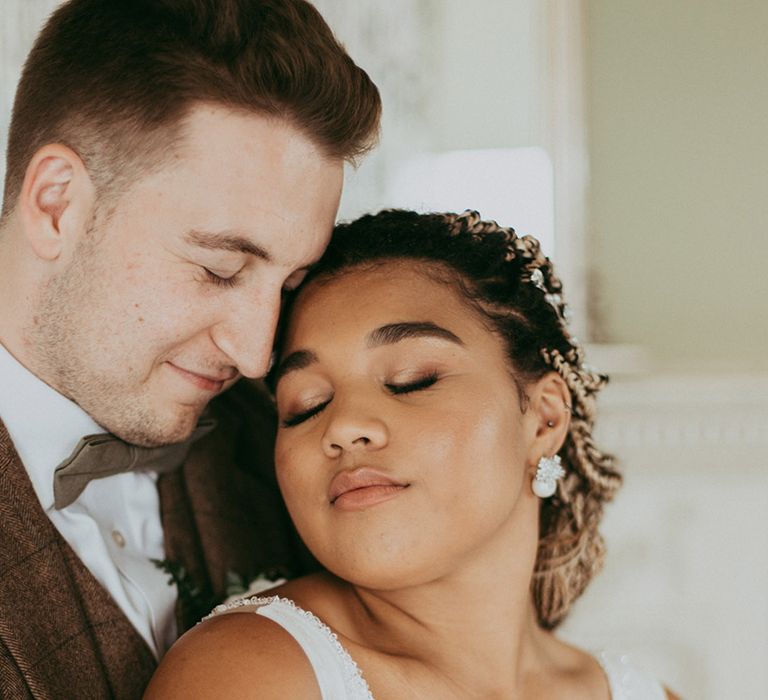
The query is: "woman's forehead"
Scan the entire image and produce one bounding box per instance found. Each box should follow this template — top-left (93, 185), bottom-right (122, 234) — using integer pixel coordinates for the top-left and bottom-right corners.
top-left (288, 261), bottom-right (472, 330)
top-left (278, 261), bottom-right (508, 373)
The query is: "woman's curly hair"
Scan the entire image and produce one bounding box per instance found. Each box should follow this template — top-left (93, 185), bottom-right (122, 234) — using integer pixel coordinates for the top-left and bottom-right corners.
top-left (276, 208), bottom-right (622, 629)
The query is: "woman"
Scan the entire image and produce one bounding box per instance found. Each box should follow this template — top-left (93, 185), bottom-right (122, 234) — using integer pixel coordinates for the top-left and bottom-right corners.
top-left (146, 210), bottom-right (677, 699)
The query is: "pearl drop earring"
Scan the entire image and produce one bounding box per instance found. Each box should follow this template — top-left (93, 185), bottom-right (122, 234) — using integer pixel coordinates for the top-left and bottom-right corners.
top-left (532, 455), bottom-right (565, 498)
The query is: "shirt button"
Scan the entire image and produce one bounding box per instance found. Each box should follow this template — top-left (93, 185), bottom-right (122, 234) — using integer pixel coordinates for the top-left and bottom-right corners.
top-left (111, 530), bottom-right (126, 548)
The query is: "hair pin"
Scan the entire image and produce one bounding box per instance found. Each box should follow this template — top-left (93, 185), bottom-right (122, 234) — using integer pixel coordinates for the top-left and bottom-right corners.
top-left (529, 267), bottom-right (547, 292)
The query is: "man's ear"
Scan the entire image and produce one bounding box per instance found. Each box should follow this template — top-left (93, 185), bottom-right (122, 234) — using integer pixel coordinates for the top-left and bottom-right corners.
top-left (18, 144), bottom-right (96, 261)
top-left (525, 371), bottom-right (571, 467)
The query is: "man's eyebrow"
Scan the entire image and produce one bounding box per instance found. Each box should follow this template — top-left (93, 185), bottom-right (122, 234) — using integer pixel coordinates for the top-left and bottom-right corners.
top-left (366, 321), bottom-right (464, 347)
top-left (273, 349), bottom-right (318, 384)
top-left (185, 229), bottom-right (272, 261)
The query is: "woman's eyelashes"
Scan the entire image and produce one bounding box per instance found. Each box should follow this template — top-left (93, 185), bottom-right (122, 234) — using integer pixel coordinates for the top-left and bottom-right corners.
top-left (280, 372), bottom-right (441, 428)
top-left (282, 397), bottom-right (332, 428)
top-left (385, 371), bottom-right (440, 395)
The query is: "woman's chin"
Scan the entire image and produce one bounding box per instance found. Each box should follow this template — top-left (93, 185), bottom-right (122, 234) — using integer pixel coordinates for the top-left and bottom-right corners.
top-left (318, 550), bottom-right (453, 593)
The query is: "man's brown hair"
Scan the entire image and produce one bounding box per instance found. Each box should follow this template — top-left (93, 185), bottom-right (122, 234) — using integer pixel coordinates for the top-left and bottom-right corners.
top-left (2, 0), bottom-right (381, 216)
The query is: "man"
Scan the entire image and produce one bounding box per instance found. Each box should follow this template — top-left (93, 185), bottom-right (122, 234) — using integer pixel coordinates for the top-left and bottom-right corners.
top-left (0, 0), bottom-right (380, 696)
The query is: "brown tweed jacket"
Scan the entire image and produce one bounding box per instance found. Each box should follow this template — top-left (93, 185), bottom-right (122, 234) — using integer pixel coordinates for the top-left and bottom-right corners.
top-left (0, 381), bottom-right (313, 699)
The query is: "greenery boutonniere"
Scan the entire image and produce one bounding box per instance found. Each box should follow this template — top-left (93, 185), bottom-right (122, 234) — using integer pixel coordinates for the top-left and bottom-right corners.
top-left (152, 559), bottom-right (290, 624)
top-left (151, 558), bottom-right (214, 624)
top-left (222, 568), bottom-right (288, 604)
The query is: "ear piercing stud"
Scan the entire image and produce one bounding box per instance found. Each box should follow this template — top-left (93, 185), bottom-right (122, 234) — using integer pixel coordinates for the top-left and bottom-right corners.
top-left (546, 403), bottom-right (572, 429)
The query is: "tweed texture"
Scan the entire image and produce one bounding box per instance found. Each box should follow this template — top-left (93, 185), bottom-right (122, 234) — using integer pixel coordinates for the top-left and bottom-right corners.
top-left (0, 380), bottom-right (312, 699)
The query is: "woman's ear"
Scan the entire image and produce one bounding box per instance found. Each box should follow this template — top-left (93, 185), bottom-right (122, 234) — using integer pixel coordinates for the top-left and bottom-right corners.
top-left (18, 144), bottom-right (96, 261)
top-left (525, 371), bottom-right (571, 465)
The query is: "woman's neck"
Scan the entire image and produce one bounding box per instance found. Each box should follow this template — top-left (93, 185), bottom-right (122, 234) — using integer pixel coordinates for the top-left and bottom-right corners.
top-left (287, 515), bottom-right (573, 696)
top-left (352, 547), bottom-right (550, 685)
top-left (278, 501), bottom-right (607, 698)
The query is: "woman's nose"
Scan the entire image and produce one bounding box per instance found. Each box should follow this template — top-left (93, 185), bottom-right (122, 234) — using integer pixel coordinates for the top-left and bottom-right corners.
top-left (321, 403), bottom-right (389, 458)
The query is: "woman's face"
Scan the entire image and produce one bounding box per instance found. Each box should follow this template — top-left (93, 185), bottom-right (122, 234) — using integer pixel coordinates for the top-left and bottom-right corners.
top-left (274, 261), bottom-right (544, 589)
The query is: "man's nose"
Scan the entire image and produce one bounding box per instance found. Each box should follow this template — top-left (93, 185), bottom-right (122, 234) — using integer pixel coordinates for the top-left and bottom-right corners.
top-left (210, 294), bottom-right (281, 379)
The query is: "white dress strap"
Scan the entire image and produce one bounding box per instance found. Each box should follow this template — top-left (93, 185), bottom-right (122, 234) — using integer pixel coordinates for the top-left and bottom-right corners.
top-left (597, 651), bottom-right (667, 700)
top-left (206, 595), bottom-right (374, 700)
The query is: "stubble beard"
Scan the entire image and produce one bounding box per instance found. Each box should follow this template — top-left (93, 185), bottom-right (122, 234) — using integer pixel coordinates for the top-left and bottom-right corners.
top-left (26, 224), bottom-right (195, 447)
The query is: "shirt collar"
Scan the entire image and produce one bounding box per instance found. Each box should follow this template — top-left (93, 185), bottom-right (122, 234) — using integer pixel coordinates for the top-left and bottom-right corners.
top-left (0, 342), bottom-right (102, 511)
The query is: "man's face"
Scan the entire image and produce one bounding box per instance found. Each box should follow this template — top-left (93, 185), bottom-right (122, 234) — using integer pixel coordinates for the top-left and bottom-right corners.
top-left (30, 105), bottom-right (343, 446)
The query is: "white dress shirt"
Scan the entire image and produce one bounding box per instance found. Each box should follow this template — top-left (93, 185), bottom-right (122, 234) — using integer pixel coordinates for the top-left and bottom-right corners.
top-left (0, 342), bottom-right (177, 658)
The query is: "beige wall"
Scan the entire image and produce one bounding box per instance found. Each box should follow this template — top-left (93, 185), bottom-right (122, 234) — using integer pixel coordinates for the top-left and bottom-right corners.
top-left (586, 1), bottom-right (768, 371)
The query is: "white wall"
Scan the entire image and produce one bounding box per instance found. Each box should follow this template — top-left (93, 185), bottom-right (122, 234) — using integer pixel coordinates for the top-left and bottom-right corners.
top-left (561, 374), bottom-right (768, 698)
top-left (311, 0), bottom-right (551, 222)
top-left (0, 1), bottom-right (64, 201)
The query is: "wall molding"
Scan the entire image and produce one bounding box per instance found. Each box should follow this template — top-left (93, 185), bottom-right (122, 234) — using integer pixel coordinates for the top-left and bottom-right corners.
top-left (596, 374), bottom-right (768, 453)
top-left (541, 0), bottom-right (589, 340)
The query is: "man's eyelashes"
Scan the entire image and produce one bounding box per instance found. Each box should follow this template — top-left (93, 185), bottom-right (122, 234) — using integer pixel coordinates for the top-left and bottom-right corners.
top-left (201, 267), bottom-right (239, 288)
top-left (280, 372), bottom-right (440, 428)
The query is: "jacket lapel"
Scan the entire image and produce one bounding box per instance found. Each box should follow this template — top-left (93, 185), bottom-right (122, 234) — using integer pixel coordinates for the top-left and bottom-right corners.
top-left (0, 380), bottom-right (314, 695)
top-left (0, 419), bottom-right (156, 699)
top-left (159, 380), bottom-right (316, 632)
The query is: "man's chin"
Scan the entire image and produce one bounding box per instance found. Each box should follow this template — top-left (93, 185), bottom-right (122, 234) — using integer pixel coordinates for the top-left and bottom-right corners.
top-left (109, 405), bottom-right (204, 447)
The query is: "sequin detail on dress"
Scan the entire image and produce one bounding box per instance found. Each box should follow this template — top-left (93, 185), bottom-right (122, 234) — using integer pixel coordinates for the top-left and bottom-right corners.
top-left (596, 650), bottom-right (667, 700)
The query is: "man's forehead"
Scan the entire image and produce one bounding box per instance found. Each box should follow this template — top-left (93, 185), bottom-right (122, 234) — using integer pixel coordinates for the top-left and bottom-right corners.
top-left (178, 102), bottom-right (330, 162)
top-left (117, 102), bottom-right (343, 269)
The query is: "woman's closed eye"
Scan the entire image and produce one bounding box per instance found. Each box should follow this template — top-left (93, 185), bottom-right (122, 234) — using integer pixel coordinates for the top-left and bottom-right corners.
top-left (281, 397), bottom-right (332, 428)
top-left (385, 371), bottom-right (439, 395)
top-left (280, 373), bottom-right (440, 428)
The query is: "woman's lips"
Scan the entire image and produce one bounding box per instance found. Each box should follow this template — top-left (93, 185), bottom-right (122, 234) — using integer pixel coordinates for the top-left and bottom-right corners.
top-left (328, 468), bottom-right (409, 512)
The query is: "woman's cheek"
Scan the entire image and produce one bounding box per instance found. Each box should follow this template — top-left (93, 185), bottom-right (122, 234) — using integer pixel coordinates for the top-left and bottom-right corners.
top-left (274, 439), bottom-right (296, 494)
top-left (276, 441), bottom-right (315, 508)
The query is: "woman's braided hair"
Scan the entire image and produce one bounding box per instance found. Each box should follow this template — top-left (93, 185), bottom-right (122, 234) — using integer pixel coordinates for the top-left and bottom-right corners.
top-left (282, 209), bottom-right (622, 629)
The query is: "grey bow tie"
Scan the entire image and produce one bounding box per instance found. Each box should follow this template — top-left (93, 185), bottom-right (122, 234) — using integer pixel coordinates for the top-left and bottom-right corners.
top-left (53, 417), bottom-right (217, 509)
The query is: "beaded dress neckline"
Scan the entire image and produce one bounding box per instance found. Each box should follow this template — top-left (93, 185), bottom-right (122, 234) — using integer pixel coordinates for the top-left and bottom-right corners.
top-left (207, 595), bottom-right (666, 700)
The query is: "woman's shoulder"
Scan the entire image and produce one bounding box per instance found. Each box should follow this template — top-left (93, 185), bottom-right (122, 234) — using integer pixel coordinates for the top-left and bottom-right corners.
top-left (144, 601), bottom-right (321, 700)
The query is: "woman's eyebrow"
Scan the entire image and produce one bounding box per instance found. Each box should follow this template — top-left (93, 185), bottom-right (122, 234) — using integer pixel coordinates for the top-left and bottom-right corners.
top-left (275, 321), bottom-right (463, 384)
top-left (274, 349), bottom-right (318, 383)
top-left (366, 321), bottom-right (464, 347)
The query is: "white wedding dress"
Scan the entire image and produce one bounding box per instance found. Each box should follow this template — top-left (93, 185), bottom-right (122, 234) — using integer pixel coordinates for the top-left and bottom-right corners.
top-left (207, 595), bottom-right (667, 700)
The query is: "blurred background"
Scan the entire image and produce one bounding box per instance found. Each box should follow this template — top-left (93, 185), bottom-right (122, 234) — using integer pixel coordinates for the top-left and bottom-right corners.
top-left (3, 1), bottom-right (767, 697)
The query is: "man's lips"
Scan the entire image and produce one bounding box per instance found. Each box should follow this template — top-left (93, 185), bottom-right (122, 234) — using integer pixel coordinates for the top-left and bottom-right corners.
top-left (166, 362), bottom-right (237, 392)
top-left (328, 468), bottom-right (409, 511)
